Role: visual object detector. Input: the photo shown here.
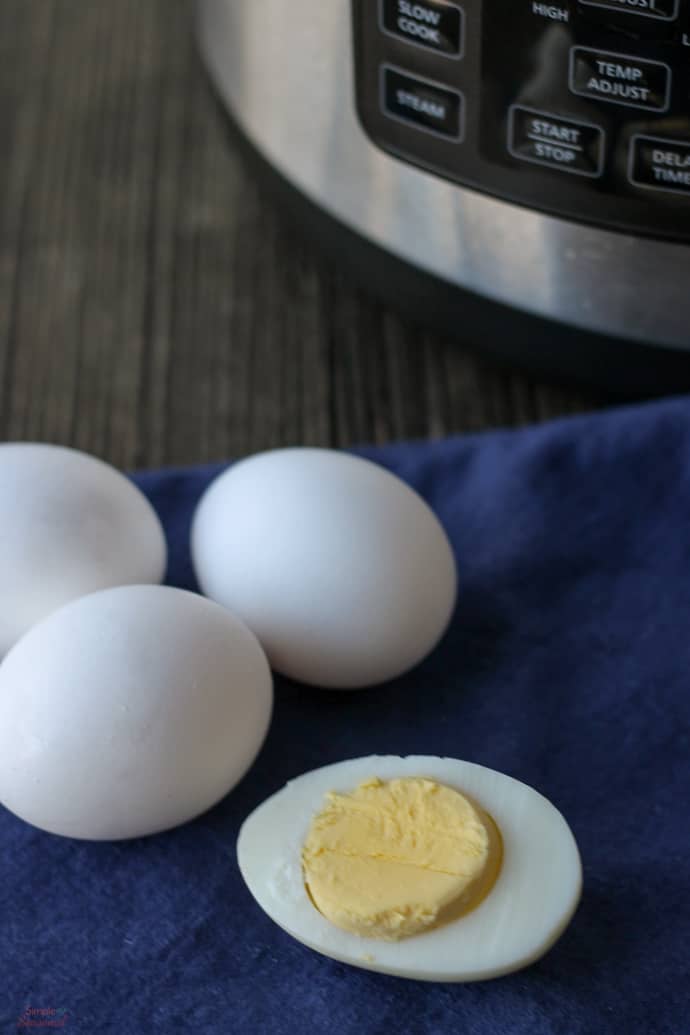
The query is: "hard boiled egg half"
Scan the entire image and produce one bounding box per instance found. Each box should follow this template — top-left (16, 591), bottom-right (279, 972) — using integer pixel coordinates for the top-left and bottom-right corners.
top-left (237, 756), bottom-right (582, 982)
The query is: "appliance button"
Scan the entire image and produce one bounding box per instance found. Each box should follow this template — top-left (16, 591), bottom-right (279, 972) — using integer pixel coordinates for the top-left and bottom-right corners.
top-left (629, 135), bottom-right (690, 194)
top-left (380, 0), bottom-right (464, 58)
top-left (569, 47), bottom-right (671, 111)
top-left (578, 0), bottom-right (679, 21)
top-left (508, 106), bottom-right (605, 177)
top-left (381, 66), bottom-right (464, 139)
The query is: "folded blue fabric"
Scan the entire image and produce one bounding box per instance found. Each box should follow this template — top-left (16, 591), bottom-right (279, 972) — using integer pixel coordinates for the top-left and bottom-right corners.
top-left (3, 398), bottom-right (689, 1035)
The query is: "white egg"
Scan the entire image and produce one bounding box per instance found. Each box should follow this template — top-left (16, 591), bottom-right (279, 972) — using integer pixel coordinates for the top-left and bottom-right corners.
top-left (191, 448), bottom-right (457, 688)
top-left (0, 585), bottom-right (273, 840)
top-left (237, 755), bottom-right (582, 982)
top-left (0, 443), bottom-right (166, 656)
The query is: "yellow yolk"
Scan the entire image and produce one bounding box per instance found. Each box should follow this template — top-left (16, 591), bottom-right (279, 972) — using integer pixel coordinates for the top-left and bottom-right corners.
top-left (301, 776), bottom-right (503, 941)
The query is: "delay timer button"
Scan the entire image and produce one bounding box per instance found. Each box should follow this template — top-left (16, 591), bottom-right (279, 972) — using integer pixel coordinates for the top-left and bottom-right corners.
top-left (629, 135), bottom-right (690, 195)
top-left (570, 47), bottom-right (671, 111)
top-left (380, 0), bottom-right (464, 58)
top-left (508, 106), bottom-right (605, 177)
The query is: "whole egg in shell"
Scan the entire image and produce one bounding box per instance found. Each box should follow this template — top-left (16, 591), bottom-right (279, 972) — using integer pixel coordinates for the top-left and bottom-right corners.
top-left (191, 448), bottom-right (457, 689)
top-left (0, 443), bottom-right (166, 657)
top-left (0, 585), bottom-right (273, 840)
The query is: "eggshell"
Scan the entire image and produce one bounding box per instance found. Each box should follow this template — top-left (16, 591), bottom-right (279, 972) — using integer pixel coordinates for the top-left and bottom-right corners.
top-left (237, 755), bottom-right (583, 982)
top-left (191, 448), bottom-right (457, 688)
top-left (0, 585), bottom-right (273, 840)
top-left (0, 443), bottom-right (166, 656)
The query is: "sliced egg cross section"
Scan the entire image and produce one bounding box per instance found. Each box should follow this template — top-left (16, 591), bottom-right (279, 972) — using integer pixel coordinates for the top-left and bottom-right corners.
top-left (237, 756), bottom-right (582, 982)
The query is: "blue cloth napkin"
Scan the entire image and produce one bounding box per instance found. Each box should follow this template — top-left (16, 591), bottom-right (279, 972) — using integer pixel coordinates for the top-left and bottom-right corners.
top-left (3, 398), bottom-right (689, 1035)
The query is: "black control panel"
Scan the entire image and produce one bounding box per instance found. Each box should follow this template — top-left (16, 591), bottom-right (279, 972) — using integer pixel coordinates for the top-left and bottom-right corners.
top-left (353, 0), bottom-right (690, 241)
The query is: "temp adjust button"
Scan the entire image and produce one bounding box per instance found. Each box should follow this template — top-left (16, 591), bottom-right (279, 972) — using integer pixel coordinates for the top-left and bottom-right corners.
top-left (629, 135), bottom-right (690, 195)
top-left (382, 66), bottom-right (464, 139)
top-left (570, 47), bottom-right (671, 111)
top-left (380, 0), bottom-right (464, 57)
top-left (579, 0), bottom-right (679, 21)
top-left (508, 106), bottom-right (605, 177)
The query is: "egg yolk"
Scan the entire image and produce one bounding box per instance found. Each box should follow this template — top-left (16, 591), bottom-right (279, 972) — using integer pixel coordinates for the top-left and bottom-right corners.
top-left (301, 776), bottom-right (503, 941)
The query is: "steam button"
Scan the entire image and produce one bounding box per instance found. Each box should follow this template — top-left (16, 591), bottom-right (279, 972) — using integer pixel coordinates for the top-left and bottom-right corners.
top-left (382, 66), bottom-right (464, 139)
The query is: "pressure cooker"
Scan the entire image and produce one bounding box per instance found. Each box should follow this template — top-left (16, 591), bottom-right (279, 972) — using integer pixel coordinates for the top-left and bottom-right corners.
top-left (197, 0), bottom-right (690, 390)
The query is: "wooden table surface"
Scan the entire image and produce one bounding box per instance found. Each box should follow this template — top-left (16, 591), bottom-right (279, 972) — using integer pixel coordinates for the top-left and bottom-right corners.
top-left (0, 0), bottom-right (606, 471)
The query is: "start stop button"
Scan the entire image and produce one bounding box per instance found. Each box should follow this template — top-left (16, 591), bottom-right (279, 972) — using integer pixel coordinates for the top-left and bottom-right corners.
top-left (508, 106), bottom-right (605, 177)
top-left (380, 0), bottom-right (464, 58)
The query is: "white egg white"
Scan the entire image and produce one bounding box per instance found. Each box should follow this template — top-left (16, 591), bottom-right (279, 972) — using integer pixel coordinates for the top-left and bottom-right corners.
top-left (237, 755), bottom-right (582, 982)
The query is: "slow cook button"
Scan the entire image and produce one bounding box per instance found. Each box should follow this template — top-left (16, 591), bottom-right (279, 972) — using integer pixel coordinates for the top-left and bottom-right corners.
top-left (380, 0), bottom-right (464, 57)
top-left (569, 47), bottom-right (671, 111)
top-left (508, 106), bottom-right (605, 177)
top-left (629, 135), bottom-right (690, 194)
top-left (579, 0), bottom-right (679, 21)
top-left (382, 66), bottom-right (464, 139)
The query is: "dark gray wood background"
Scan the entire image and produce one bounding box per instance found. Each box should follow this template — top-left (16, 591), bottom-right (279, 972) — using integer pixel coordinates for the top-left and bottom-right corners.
top-left (0, 0), bottom-right (605, 471)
